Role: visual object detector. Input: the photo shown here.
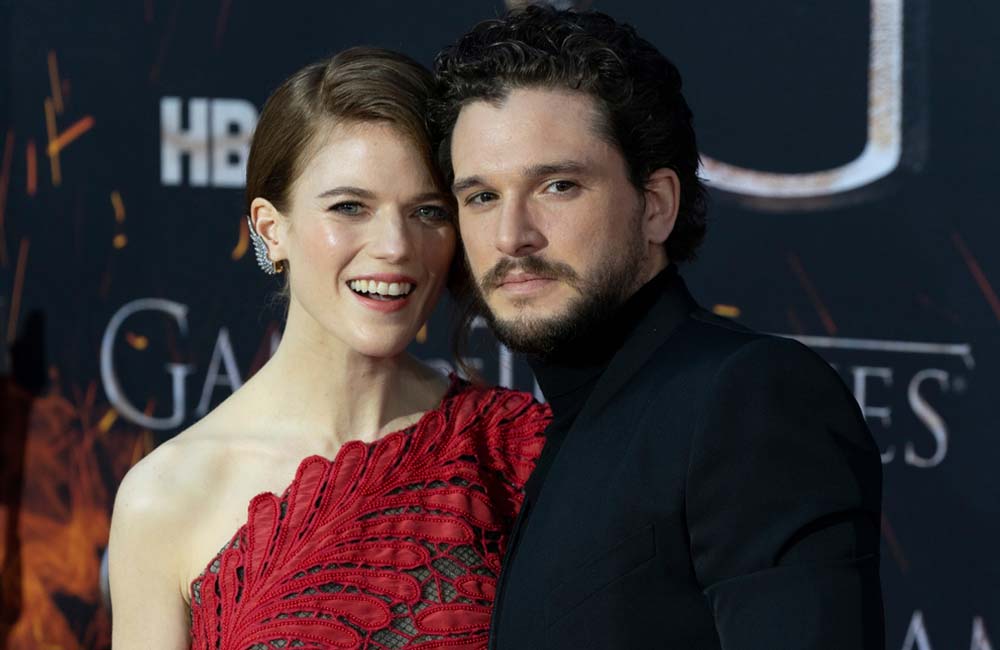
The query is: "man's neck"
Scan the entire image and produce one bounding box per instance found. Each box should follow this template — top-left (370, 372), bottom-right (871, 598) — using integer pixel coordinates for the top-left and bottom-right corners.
top-left (529, 264), bottom-right (678, 408)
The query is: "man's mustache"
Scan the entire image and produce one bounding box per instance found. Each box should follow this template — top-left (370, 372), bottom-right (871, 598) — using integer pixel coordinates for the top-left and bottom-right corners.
top-left (479, 255), bottom-right (580, 292)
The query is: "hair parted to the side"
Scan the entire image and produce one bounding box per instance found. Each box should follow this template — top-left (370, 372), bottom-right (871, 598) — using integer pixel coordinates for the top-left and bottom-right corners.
top-left (430, 4), bottom-right (708, 264)
top-left (245, 46), bottom-right (449, 307)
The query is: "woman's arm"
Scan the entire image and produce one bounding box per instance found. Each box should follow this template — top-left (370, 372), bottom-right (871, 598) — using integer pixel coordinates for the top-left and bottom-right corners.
top-left (109, 451), bottom-right (192, 649)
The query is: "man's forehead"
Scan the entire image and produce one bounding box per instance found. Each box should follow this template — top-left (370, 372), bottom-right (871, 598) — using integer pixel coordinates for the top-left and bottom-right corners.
top-left (450, 87), bottom-right (611, 173)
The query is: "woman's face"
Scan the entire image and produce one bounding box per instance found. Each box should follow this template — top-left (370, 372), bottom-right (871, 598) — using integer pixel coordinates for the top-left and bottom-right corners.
top-left (271, 120), bottom-right (455, 359)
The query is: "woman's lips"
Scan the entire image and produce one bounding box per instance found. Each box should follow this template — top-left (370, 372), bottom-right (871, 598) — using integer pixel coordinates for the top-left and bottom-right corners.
top-left (346, 274), bottom-right (419, 314)
top-left (350, 289), bottom-right (413, 313)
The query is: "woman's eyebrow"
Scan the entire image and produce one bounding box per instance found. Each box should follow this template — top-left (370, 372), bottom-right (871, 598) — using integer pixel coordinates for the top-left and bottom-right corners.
top-left (316, 186), bottom-right (376, 200)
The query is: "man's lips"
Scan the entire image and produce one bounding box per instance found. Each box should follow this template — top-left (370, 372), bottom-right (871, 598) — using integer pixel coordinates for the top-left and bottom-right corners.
top-left (498, 273), bottom-right (554, 285)
top-left (494, 274), bottom-right (557, 295)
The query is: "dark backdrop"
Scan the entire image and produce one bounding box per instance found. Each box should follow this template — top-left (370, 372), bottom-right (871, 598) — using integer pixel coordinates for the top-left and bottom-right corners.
top-left (0, 1), bottom-right (996, 648)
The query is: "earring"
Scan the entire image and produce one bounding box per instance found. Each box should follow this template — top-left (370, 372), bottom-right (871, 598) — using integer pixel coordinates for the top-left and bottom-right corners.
top-left (247, 215), bottom-right (283, 275)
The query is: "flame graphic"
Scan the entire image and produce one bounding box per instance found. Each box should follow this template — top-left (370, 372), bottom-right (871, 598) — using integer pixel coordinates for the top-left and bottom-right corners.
top-left (1, 375), bottom-right (149, 649)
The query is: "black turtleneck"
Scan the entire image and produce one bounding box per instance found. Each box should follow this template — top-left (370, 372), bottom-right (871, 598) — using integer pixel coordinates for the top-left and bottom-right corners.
top-left (524, 264), bottom-right (678, 500)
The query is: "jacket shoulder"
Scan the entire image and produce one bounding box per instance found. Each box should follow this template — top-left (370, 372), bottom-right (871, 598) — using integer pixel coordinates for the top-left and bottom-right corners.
top-left (680, 308), bottom-right (830, 368)
top-left (655, 307), bottom-right (770, 369)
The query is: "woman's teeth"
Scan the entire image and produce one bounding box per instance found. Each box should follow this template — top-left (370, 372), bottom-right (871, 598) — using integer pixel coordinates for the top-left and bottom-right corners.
top-left (349, 279), bottom-right (414, 299)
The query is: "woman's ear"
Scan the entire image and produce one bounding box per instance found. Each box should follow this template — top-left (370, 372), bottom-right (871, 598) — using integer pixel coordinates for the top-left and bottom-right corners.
top-left (642, 168), bottom-right (680, 246)
top-left (250, 197), bottom-right (288, 265)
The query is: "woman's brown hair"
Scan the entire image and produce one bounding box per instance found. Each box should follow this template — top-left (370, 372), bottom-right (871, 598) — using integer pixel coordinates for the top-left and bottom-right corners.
top-left (246, 46), bottom-right (449, 299)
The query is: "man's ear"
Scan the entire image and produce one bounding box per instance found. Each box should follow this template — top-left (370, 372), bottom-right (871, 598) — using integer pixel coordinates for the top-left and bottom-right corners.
top-left (642, 168), bottom-right (680, 246)
top-left (250, 197), bottom-right (288, 264)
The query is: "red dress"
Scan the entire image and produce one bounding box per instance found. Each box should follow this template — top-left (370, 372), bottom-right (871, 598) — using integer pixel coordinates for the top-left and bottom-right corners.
top-left (188, 379), bottom-right (549, 650)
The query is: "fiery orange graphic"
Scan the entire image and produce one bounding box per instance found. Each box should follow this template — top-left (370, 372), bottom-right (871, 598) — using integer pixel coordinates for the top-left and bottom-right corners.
top-left (25, 141), bottom-right (36, 198)
top-left (787, 252), bottom-right (839, 336)
top-left (46, 117), bottom-right (95, 160)
top-left (47, 52), bottom-right (64, 115)
top-left (1, 375), bottom-right (148, 649)
top-left (6, 239), bottom-right (30, 344)
top-left (0, 129), bottom-right (13, 265)
top-left (231, 217), bottom-right (249, 260)
top-left (43, 99), bottom-right (61, 187)
top-left (953, 232), bottom-right (1000, 323)
top-left (711, 304), bottom-right (742, 318)
top-left (110, 192), bottom-right (125, 224)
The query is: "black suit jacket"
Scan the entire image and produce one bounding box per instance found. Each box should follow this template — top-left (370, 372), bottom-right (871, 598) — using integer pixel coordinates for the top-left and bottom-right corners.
top-left (490, 272), bottom-right (885, 649)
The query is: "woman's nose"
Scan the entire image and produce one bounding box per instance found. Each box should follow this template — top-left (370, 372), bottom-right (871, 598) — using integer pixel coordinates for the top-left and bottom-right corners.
top-left (369, 210), bottom-right (413, 263)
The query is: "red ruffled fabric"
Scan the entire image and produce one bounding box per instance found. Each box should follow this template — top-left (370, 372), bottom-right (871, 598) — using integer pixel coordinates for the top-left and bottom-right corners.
top-left (188, 380), bottom-right (549, 650)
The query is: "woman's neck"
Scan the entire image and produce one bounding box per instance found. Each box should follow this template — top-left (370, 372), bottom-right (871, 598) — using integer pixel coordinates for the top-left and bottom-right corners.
top-left (239, 305), bottom-right (447, 448)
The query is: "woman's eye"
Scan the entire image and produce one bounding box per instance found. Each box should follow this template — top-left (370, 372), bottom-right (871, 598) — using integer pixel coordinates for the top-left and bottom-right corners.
top-left (330, 201), bottom-right (363, 215)
top-left (415, 205), bottom-right (451, 222)
top-left (466, 191), bottom-right (498, 206)
top-left (545, 180), bottom-right (577, 194)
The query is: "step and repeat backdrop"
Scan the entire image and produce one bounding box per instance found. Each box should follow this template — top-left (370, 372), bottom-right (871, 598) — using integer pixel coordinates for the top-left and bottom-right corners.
top-left (0, 0), bottom-right (997, 648)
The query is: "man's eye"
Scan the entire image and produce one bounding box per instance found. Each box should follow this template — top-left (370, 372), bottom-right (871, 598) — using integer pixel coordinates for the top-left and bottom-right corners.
top-left (330, 201), bottom-right (363, 215)
top-left (545, 180), bottom-right (577, 193)
top-left (466, 191), bottom-right (498, 206)
top-left (415, 205), bottom-right (451, 222)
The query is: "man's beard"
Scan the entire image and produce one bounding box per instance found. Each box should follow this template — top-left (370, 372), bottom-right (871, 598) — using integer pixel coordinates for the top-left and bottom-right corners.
top-left (468, 227), bottom-right (648, 360)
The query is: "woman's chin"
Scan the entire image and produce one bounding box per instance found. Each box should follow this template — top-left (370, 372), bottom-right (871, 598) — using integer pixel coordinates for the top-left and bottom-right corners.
top-left (339, 330), bottom-right (418, 360)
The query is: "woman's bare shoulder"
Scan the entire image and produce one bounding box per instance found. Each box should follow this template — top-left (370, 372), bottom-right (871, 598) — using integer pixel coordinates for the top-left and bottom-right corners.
top-left (113, 409), bottom-right (244, 531)
top-left (109, 416), bottom-right (243, 645)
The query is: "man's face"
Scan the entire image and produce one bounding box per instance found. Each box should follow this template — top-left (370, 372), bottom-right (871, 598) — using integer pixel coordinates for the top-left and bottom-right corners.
top-left (450, 87), bottom-right (663, 355)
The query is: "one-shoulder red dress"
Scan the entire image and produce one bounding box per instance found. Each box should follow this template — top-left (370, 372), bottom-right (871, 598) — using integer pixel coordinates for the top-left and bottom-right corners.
top-left (188, 379), bottom-right (549, 650)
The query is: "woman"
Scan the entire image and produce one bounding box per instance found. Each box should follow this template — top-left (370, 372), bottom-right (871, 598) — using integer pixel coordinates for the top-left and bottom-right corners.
top-left (108, 48), bottom-right (549, 649)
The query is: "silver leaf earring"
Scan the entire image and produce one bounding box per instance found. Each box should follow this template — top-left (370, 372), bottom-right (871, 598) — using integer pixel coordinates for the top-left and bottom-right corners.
top-left (247, 215), bottom-right (283, 275)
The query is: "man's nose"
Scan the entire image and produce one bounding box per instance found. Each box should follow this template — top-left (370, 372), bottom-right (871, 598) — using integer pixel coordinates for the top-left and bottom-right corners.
top-left (495, 197), bottom-right (546, 257)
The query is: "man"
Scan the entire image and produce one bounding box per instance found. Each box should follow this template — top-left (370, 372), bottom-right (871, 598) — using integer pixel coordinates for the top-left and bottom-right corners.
top-left (432, 5), bottom-right (885, 650)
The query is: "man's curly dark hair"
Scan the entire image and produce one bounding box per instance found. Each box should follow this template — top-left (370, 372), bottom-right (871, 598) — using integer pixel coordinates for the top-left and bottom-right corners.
top-left (431, 4), bottom-right (707, 262)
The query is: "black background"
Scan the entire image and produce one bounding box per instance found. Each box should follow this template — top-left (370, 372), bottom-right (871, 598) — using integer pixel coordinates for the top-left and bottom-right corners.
top-left (1, 1), bottom-right (997, 647)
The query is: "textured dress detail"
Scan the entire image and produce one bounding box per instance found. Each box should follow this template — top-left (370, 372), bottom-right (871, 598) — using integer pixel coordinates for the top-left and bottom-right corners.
top-left (188, 380), bottom-right (549, 650)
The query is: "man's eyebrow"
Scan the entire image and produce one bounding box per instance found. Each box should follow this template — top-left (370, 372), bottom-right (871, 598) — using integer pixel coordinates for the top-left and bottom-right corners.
top-left (452, 176), bottom-right (485, 195)
top-left (523, 160), bottom-right (588, 177)
top-left (451, 161), bottom-right (589, 195)
top-left (316, 186), bottom-right (376, 200)
top-left (407, 191), bottom-right (451, 204)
